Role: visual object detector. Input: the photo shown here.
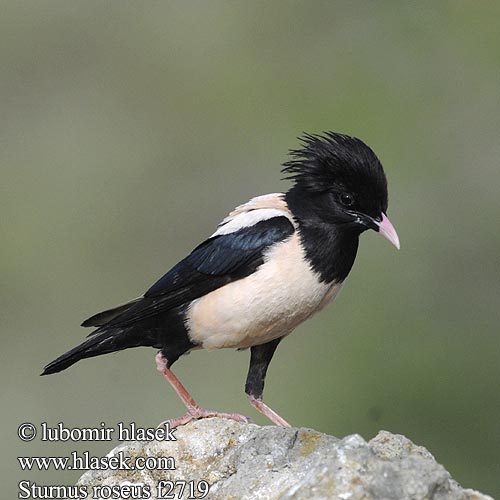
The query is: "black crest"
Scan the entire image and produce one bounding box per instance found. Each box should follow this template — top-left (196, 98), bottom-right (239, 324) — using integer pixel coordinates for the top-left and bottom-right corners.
top-left (282, 132), bottom-right (387, 201)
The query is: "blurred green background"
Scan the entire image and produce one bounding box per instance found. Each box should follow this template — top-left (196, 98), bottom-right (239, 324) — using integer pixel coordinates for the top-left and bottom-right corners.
top-left (2, 1), bottom-right (500, 498)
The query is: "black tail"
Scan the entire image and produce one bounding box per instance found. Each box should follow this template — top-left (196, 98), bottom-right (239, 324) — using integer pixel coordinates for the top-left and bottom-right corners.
top-left (41, 328), bottom-right (142, 375)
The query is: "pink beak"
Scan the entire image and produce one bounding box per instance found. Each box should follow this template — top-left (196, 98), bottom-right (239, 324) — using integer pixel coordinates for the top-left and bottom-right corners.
top-left (376, 213), bottom-right (400, 249)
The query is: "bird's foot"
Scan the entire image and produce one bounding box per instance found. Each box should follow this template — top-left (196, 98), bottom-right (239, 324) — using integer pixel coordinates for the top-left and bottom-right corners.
top-left (158, 406), bottom-right (251, 429)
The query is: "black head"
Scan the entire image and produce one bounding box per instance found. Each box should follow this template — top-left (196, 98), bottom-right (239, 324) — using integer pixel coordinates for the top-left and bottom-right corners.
top-left (283, 132), bottom-right (399, 249)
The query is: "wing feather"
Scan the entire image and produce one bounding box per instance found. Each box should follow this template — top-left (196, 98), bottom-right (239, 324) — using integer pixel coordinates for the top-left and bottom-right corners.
top-left (89, 215), bottom-right (294, 330)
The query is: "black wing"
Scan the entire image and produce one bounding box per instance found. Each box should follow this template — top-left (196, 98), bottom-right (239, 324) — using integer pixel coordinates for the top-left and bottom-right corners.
top-left (86, 216), bottom-right (294, 330)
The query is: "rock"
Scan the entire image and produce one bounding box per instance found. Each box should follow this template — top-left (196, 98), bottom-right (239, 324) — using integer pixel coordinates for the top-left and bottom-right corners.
top-left (77, 418), bottom-right (492, 500)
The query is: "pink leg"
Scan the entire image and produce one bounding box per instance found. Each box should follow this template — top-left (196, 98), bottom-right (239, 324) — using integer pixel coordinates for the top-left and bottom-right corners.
top-left (155, 352), bottom-right (250, 428)
top-left (247, 394), bottom-right (291, 427)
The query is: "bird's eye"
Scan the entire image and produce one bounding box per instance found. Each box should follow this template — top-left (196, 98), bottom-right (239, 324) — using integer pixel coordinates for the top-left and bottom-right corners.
top-left (338, 192), bottom-right (355, 207)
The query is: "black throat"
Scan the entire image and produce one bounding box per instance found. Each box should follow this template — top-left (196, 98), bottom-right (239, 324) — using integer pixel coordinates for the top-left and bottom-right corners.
top-left (285, 188), bottom-right (360, 283)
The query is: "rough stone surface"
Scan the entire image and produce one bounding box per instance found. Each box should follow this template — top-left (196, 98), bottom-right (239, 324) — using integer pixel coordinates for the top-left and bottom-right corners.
top-left (77, 418), bottom-right (492, 500)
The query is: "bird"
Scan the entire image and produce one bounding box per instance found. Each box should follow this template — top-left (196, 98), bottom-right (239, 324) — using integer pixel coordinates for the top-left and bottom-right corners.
top-left (42, 131), bottom-right (400, 428)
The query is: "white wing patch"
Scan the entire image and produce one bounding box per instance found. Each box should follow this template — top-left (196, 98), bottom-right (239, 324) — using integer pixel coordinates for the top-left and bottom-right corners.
top-left (213, 193), bottom-right (295, 237)
top-left (213, 208), bottom-right (290, 236)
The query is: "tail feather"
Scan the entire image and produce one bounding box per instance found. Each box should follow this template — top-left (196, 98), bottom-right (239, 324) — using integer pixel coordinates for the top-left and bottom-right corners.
top-left (41, 328), bottom-right (138, 375)
top-left (81, 298), bottom-right (141, 329)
